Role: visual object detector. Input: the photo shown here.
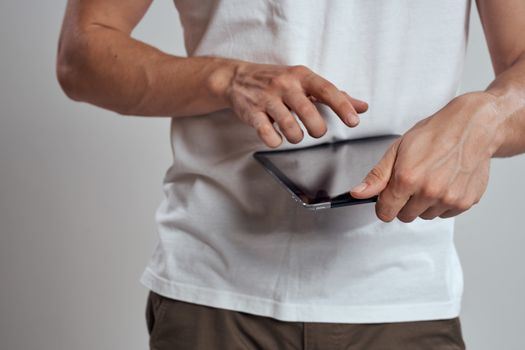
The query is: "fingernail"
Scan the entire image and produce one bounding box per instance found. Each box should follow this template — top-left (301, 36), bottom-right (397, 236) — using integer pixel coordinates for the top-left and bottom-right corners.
top-left (351, 182), bottom-right (367, 193)
top-left (346, 113), bottom-right (359, 126)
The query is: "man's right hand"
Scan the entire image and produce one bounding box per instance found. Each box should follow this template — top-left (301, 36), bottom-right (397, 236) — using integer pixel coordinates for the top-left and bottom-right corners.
top-left (214, 62), bottom-right (368, 148)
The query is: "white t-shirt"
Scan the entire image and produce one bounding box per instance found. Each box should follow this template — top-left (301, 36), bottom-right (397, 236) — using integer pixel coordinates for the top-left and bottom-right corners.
top-left (141, 0), bottom-right (471, 323)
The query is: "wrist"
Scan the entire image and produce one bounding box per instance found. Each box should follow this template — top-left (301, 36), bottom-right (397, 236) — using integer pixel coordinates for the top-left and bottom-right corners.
top-left (481, 84), bottom-right (524, 157)
top-left (454, 91), bottom-right (506, 158)
top-left (484, 75), bottom-right (525, 157)
top-left (204, 57), bottom-right (247, 109)
top-left (476, 90), bottom-right (509, 158)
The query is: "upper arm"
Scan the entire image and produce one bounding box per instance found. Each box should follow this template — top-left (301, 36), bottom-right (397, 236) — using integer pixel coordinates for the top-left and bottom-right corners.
top-left (60, 0), bottom-right (153, 37)
top-left (58, 0), bottom-right (153, 64)
top-left (57, 0), bottom-right (153, 98)
top-left (476, 0), bottom-right (525, 75)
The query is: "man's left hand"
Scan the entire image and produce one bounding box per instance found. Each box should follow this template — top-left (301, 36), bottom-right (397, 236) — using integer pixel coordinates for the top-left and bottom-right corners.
top-left (350, 92), bottom-right (504, 222)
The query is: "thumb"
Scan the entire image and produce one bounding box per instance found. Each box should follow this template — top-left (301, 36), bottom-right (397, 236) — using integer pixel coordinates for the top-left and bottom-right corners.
top-left (350, 139), bottom-right (400, 199)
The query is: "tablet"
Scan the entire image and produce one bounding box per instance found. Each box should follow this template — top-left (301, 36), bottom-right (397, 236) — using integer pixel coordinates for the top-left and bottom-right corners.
top-left (253, 134), bottom-right (400, 210)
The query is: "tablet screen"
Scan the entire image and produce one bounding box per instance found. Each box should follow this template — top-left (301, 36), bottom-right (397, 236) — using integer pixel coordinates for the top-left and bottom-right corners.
top-left (254, 135), bottom-right (399, 207)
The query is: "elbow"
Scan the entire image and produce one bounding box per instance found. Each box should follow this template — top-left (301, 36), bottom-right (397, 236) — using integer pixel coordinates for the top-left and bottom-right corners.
top-left (56, 55), bottom-right (82, 102)
top-left (56, 61), bottom-right (79, 102)
top-left (56, 38), bottom-right (87, 102)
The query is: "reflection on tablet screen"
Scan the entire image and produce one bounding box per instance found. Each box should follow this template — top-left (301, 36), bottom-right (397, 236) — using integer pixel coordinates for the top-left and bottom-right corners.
top-left (254, 135), bottom-right (399, 208)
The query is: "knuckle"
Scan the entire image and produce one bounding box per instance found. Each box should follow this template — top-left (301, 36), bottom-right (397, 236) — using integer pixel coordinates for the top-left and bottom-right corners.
top-left (264, 98), bottom-right (276, 111)
top-left (377, 211), bottom-right (394, 222)
top-left (264, 98), bottom-right (285, 114)
top-left (318, 81), bottom-right (335, 97)
top-left (288, 64), bottom-right (311, 76)
top-left (295, 103), bottom-right (316, 117)
top-left (419, 213), bottom-right (435, 220)
top-left (336, 99), bottom-right (352, 113)
top-left (441, 191), bottom-right (460, 207)
top-left (376, 203), bottom-right (395, 222)
top-left (269, 75), bottom-right (289, 89)
top-left (256, 123), bottom-right (274, 138)
top-left (395, 170), bottom-right (418, 188)
top-left (368, 166), bottom-right (385, 182)
top-left (455, 200), bottom-right (472, 212)
top-left (280, 117), bottom-right (297, 131)
top-left (421, 184), bottom-right (442, 199)
top-left (397, 213), bottom-right (416, 223)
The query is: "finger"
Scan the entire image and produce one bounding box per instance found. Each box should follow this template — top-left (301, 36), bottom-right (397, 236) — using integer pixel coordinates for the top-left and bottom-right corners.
top-left (377, 164), bottom-right (432, 222)
top-left (309, 91), bottom-right (368, 114)
top-left (341, 91), bottom-right (368, 114)
top-left (307, 95), bottom-right (318, 103)
top-left (396, 194), bottom-right (438, 223)
top-left (419, 205), bottom-right (449, 220)
top-left (266, 99), bottom-right (304, 144)
top-left (251, 111), bottom-right (283, 148)
top-left (283, 92), bottom-right (327, 138)
top-left (302, 75), bottom-right (360, 127)
top-left (350, 138), bottom-right (401, 199)
top-left (439, 201), bottom-right (472, 219)
top-left (439, 208), bottom-right (467, 219)
top-left (374, 183), bottom-right (412, 222)
top-left (419, 187), bottom-right (473, 220)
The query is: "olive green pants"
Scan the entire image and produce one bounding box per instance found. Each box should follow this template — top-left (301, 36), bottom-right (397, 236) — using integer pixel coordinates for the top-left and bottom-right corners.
top-left (146, 291), bottom-right (466, 350)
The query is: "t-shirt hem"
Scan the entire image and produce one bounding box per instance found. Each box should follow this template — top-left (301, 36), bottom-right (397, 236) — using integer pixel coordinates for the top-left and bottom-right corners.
top-left (140, 268), bottom-right (462, 324)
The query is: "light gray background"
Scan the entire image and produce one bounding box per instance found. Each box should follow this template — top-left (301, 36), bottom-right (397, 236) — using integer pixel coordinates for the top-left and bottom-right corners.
top-left (1, 1), bottom-right (523, 349)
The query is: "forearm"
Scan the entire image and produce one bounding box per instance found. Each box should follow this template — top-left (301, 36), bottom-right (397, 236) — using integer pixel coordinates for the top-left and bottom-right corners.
top-left (473, 0), bottom-right (525, 158)
top-left (483, 53), bottom-right (525, 157)
top-left (57, 0), bottom-right (369, 148)
top-left (57, 25), bottom-right (238, 117)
